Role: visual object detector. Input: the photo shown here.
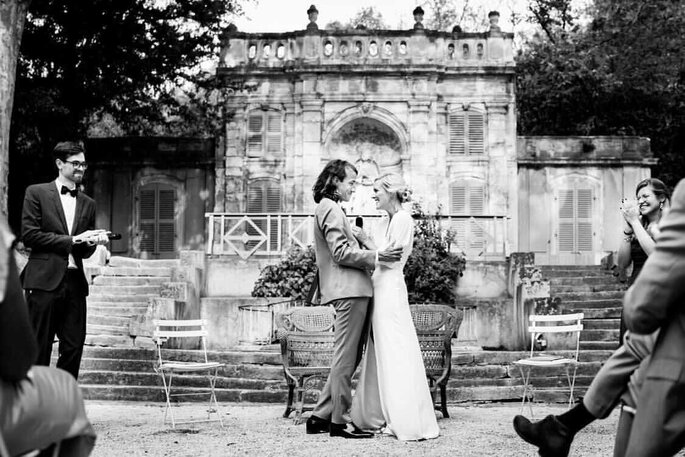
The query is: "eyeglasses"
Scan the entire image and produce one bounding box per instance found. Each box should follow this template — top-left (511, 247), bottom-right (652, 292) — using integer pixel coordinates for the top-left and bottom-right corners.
top-left (64, 160), bottom-right (88, 169)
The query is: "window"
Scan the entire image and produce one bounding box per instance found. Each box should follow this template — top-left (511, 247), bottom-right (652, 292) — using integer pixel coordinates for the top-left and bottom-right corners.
top-left (449, 179), bottom-right (486, 254)
top-left (247, 110), bottom-right (282, 157)
top-left (138, 183), bottom-right (176, 258)
top-left (557, 188), bottom-right (594, 253)
top-left (247, 179), bottom-right (282, 251)
top-left (448, 109), bottom-right (485, 155)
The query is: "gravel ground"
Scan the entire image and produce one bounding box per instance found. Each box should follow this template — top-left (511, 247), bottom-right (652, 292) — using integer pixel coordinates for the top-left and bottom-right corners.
top-left (86, 401), bottom-right (624, 456)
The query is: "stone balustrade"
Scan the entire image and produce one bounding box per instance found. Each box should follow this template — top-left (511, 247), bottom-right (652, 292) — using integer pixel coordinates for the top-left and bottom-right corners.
top-left (219, 29), bottom-right (514, 71)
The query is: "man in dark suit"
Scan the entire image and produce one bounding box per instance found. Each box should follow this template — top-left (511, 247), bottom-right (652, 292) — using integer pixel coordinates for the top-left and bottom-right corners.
top-left (621, 178), bottom-right (685, 456)
top-left (21, 141), bottom-right (109, 379)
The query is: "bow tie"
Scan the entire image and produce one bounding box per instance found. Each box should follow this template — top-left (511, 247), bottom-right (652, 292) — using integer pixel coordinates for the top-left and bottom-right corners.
top-left (60, 186), bottom-right (78, 197)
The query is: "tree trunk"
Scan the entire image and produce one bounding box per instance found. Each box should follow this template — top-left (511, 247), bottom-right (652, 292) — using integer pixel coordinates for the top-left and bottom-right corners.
top-left (0, 0), bottom-right (30, 218)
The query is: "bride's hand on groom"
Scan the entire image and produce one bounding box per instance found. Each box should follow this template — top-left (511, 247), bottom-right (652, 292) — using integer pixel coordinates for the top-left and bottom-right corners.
top-left (378, 245), bottom-right (403, 262)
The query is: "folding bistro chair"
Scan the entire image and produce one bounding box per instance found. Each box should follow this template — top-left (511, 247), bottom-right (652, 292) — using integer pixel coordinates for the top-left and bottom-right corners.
top-left (153, 319), bottom-right (225, 428)
top-left (513, 313), bottom-right (584, 416)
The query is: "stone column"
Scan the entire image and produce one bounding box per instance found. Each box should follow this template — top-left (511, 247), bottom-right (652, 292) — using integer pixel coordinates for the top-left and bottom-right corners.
top-left (300, 88), bottom-right (324, 212)
top-left (486, 101), bottom-right (515, 254)
top-left (222, 97), bottom-right (246, 212)
top-left (408, 98), bottom-right (437, 210)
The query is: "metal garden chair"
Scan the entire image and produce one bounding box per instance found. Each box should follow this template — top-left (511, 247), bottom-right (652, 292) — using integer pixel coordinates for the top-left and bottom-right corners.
top-left (153, 319), bottom-right (225, 428)
top-left (513, 312), bottom-right (584, 416)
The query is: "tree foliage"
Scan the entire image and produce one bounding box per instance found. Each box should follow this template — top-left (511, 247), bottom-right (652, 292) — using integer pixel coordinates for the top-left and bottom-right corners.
top-left (422, 0), bottom-right (487, 31)
top-left (404, 205), bottom-right (466, 304)
top-left (516, 0), bottom-right (685, 187)
top-left (347, 7), bottom-right (387, 30)
top-left (9, 0), bottom-right (246, 226)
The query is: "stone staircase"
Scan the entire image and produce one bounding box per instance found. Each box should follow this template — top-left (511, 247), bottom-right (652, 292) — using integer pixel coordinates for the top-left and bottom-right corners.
top-left (540, 265), bottom-right (626, 351)
top-left (86, 256), bottom-right (179, 347)
top-left (74, 343), bottom-right (614, 404)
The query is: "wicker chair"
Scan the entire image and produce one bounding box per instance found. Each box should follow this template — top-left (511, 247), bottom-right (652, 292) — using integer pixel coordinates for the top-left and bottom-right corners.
top-left (275, 306), bottom-right (336, 424)
top-left (410, 304), bottom-right (463, 418)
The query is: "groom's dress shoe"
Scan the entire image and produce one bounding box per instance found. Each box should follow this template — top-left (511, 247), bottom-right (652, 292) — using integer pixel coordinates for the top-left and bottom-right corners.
top-left (513, 414), bottom-right (573, 457)
top-left (329, 422), bottom-right (374, 439)
top-left (305, 415), bottom-right (330, 434)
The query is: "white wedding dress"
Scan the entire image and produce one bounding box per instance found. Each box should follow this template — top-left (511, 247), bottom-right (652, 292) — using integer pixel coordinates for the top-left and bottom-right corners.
top-left (351, 210), bottom-right (440, 441)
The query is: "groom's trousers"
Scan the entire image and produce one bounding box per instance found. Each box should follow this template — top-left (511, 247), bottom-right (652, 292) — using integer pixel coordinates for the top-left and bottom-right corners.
top-left (312, 296), bottom-right (370, 425)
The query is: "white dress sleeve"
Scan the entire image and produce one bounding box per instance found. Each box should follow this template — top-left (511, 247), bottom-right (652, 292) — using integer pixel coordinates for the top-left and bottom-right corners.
top-left (378, 211), bottom-right (414, 269)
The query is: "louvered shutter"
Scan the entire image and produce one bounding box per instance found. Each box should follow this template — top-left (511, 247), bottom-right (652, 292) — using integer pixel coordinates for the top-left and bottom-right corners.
top-left (247, 114), bottom-right (263, 156)
top-left (266, 112), bottom-right (282, 154)
top-left (468, 183), bottom-right (485, 251)
top-left (247, 180), bottom-right (282, 252)
top-left (450, 184), bottom-right (467, 213)
top-left (158, 190), bottom-right (176, 253)
top-left (576, 189), bottom-right (594, 251)
top-left (138, 184), bottom-right (177, 257)
top-left (467, 112), bottom-right (484, 154)
top-left (450, 181), bottom-right (485, 253)
top-left (558, 189), bottom-right (575, 252)
top-left (139, 190), bottom-right (156, 253)
top-left (448, 113), bottom-right (466, 154)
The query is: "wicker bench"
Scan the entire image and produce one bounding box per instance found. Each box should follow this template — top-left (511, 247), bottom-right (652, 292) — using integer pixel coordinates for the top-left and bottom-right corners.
top-left (410, 304), bottom-right (463, 418)
top-left (275, 306), bottom-right (336, 424)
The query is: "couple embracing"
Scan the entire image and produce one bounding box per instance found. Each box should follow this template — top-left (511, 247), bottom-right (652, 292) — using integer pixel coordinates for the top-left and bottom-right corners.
top-left (305, 159), bottom-right (439, 441)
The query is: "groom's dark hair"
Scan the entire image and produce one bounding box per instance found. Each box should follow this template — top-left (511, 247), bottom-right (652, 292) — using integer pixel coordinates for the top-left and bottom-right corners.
top-left (312, 159), bottom-right (357, 203)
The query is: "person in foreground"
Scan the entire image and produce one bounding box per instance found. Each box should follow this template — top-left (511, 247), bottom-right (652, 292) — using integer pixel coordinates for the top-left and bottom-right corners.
top-left (0, 215), bottom-right (96, 457)
top-left (21, 141), bottom-right (109, 379)
top-left (513, 178), bottom-right (671, 456)
top-left (350, 173), bottom-right (440, 441)
top-left (620, 178), bottom-right (685, 456)
top-left (305, 160), bottom-right (402, 439)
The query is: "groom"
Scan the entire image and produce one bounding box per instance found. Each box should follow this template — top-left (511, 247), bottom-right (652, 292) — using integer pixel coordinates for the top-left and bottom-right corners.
top-left (305, 160), bottom-right (402, 439)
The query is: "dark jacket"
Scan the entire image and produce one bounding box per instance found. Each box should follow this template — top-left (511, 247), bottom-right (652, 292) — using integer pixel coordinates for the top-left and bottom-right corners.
top-left (21, 182), bottom-right (97, 293)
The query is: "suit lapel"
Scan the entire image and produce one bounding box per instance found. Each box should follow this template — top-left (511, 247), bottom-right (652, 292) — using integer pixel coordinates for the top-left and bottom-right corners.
top-left (49, 184), bottom-right (70, 234)
top-left (73, 193), bottom-right (86, 235)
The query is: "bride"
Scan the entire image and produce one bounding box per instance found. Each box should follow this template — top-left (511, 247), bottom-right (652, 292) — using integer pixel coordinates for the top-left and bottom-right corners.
top-left (350, 173), bottom-right (440, 441)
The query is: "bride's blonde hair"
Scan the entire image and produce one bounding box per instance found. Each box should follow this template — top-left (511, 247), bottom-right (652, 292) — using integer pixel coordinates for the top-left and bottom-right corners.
top-left (374, 173), bottom-right (412, 203)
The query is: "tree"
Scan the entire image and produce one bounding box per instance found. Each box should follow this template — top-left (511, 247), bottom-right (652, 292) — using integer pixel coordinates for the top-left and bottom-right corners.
top-left (422, 0), bottom-right (486, 31)
top-left (348, 6), bottom-right (387, 30)
top-left (8, 0), bottom-right (247, 227)
top-left (516, 0), bottom-right (685, 187)
top-left (0, 0), bottom-right (31, 218)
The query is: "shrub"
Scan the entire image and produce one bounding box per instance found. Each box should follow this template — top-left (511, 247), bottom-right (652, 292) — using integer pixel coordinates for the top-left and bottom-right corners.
top-left (404, 205), bottom-right (466, 304)
top-left (251, 245), bottom-right (317, 300)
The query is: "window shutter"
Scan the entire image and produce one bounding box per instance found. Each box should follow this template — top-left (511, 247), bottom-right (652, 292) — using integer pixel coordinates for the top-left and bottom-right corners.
top-left (247, 186), bottom-right (264, 213)
top-left (450, 184), bottom-right (467, 214)
top-left (139, 190), bottom-right (156, 253)
top-left (247, 114), bottom-right (263, 156)
top-left (157, 190), bottom-right (176, 253)
top-left (467, 112), bottom-right (484, 154)
top-left (266, 112), bottom-right (282, 154)
top-left (448, 112), bottom-right (466, 154)
top-left (469, 183), bottom-right (485, 214)
top-left (266, 186), bottom-right (281, 212)
top-left (557, 190), bottom-right (575, 252)
top-left (576, 189), bottom-right (594, 251)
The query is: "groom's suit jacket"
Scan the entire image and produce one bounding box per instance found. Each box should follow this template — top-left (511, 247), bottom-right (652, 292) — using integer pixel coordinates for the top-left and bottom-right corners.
top-left (622, 178), bottom-right (685, 456)
top-left (21, 182), bottom-right (97, 294)
top-left (314, 198), bottom-right (375, 304)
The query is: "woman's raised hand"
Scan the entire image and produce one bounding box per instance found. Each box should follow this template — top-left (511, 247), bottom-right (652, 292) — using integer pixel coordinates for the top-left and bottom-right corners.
top-left (620, 198), bottom-right (640, 226)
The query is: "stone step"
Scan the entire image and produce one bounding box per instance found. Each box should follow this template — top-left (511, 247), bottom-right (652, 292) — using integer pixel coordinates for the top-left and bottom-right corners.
top-left (580, 340), bottom-right (620, 350)
top-left (583, 318), bottom-right (621, 330)
top-left (87, 323), bottom-right (129, 335)
top-left (98, 266), bottom-right (173, 277)
top-left (88, 294), bottom-right (153, 304)
top-left (558, 298), bottom-right (623, 309)
top-left (549, 276), bottom-right (623, 286)
top-left (85, 334), bottom-right (135, 347)
top-left (562, 307), bottom-right (622, 319)
top-left (87, 314), bottom-right (132, 327)
top-left (88, 305), bottom-right (149, 316)
top-left (108, 256), bottom-right (179, 269)
top-left (93, 276), bottom-right (169, 286)
top-left (79, 385), bottom-right (287, 403)
top-left (78, 370), bottom-right (285, 390)
top-left (555, 290), bottom-right (625, 301)
top-left (581, 329), bottom-right (620, 342)
top-left (551, 284), bottom-right (626, 293)
top-left (89, 285), bottom-right (162, 295)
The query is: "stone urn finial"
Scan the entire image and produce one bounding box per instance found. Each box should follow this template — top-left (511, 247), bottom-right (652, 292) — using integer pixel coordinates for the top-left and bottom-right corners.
top-left (306, 4), bottom-right (319, 31)
top-left (413, 6), bottom-right (425, 30)
top-left (488, 10), bottom-right (501, 32)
